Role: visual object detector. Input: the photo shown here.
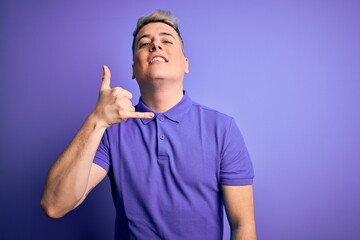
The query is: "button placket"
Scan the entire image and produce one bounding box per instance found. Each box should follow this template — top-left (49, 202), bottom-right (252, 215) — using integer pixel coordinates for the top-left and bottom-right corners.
top-left (158, 114), bottom-right (165, 140)
top-left (156, 114), bottom-right (169, 164)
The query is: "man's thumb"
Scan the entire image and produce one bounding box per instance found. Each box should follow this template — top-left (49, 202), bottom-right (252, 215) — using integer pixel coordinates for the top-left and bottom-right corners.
top-left (100, 65), bottom-right (111, 91)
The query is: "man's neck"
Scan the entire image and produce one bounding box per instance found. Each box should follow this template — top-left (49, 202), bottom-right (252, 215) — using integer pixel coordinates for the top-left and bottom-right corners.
top-left (139, 84), bottom-right (184, 113)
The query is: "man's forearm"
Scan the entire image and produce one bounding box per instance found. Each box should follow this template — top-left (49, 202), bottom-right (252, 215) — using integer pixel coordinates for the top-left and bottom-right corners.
top-left (40, 114), bottom-right (106, 218)
top-left (231, 224), bottom-right (256, 240)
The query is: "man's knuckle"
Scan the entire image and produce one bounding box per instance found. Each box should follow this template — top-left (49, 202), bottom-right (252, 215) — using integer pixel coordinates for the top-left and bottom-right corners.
top-left (110, 90), bottom-right (118, 97)
top-left (114, 94), bottom-right (122, 101)
top-left (118, 111), bottom-right (127, 118)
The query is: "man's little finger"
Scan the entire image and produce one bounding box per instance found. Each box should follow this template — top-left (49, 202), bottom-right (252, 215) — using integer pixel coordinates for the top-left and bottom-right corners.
top-left (128, 112), bottom-right (155, 119)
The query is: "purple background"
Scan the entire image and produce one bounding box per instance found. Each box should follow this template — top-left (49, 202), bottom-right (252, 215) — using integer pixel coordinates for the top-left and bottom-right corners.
top-left (1, 0), bottom-right (360, 239)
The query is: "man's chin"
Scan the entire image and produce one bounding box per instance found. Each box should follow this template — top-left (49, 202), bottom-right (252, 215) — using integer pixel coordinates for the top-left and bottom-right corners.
top-left (141, 74), bottom-right (168, 81)
top-left (135, 72), bottom-right (182, 84)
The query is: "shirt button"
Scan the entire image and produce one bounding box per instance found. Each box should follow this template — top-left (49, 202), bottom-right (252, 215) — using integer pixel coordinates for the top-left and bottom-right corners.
top-left (159, 134), bottom-right (165, 140)
top-left (159, 115), bottom-right (165, 121)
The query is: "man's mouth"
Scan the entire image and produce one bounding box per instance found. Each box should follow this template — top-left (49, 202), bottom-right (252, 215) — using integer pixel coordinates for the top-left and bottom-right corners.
top-left (149, 56), bottom-right (167, 64)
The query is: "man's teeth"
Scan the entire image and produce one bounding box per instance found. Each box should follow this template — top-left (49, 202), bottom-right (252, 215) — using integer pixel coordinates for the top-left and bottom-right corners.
top-left (150, 57), bottom-right (166, 63)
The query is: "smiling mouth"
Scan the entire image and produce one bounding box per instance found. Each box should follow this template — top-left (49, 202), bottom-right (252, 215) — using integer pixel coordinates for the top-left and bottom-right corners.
top-left (149, 57), bottom-right (167, 64)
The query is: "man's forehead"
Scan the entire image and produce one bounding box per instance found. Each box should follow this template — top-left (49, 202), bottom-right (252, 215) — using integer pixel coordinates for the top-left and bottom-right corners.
top-left (136, 22), bottom-right (178, 40)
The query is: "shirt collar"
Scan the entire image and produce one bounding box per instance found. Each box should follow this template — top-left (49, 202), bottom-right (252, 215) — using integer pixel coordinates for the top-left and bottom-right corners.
top-left (136, 91), bottom-right (192, 125)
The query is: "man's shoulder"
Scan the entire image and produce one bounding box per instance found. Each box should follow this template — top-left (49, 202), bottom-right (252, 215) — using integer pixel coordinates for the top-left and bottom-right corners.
top-left (190, 101), bottom-right (234, 122)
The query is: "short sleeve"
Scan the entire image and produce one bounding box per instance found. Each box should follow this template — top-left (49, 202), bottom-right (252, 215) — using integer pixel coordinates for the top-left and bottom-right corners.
top-left (93, 129), bottom-right (110, 172)
top-left (220, 118), bottom-right (254, 185)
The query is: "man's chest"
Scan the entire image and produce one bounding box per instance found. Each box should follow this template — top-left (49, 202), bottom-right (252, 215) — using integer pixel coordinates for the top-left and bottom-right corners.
top-left (108, 120), bottom-right (223, 191)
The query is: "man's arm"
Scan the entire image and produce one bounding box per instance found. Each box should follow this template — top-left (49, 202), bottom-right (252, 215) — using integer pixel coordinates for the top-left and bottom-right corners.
top-left (222, 185), bottom-right (256, 240)
top-left (40, 65), bottom-right (154, 218)
top-left (40, 115), bottom-right (107, 218)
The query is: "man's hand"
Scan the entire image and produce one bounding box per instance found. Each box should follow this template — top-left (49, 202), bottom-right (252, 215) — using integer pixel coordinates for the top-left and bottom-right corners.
top-left (92, 65), bottom-right (154, 128)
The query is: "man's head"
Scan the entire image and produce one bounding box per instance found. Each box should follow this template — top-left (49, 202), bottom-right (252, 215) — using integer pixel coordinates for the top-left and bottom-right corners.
top-left (131, 10), bottom-right (189, 84)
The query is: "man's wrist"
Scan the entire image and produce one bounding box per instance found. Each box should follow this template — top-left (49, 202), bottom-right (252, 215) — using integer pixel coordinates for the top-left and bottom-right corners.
top-left (87, 112), bottom-right (109, 132)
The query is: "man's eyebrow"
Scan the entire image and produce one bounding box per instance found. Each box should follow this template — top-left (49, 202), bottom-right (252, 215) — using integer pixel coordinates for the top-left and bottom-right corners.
top-left (137, 34), bottom-right (151, 44)
top-left (159, 32), bottom-right (175, 39)
top-left (137, 32), bottom-right (176, 44)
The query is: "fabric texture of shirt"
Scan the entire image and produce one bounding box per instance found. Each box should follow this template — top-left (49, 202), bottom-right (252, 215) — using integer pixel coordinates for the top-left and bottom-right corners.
top-left (93, 91), bottom-right (254, 240)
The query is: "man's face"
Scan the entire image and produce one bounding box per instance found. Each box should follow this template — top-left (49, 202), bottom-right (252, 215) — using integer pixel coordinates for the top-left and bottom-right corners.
top-left (132, 22), bottom-right (189, 85)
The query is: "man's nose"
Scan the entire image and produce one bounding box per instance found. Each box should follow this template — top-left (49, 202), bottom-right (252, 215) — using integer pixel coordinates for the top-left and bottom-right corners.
top-left (150, 42), bottom-right (162, 52)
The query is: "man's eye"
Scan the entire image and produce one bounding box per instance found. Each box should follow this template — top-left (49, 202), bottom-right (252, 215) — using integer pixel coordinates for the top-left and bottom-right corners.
top-left (163, 40), bottom-right (173, 44)
top-left (139, 43), bottom-right (150, 47)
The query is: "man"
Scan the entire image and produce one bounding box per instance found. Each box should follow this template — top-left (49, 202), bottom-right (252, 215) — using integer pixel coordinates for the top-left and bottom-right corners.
top-left (41, 10), bottom-right (256, 239)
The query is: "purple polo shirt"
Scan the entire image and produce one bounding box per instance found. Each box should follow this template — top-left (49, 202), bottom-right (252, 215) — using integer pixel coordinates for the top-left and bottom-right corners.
top-left (94, 91), bottom-right (254, 240)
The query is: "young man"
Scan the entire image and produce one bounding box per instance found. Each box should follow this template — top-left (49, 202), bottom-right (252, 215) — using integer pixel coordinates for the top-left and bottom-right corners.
top-left (41, 10), bottom-right (256, 239)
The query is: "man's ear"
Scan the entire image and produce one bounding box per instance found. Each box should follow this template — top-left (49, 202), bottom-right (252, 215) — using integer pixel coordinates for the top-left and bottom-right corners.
top-left (184, 57), bottom-right (189, 74)
top-left (132, 63), bottom-right (135, 79)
